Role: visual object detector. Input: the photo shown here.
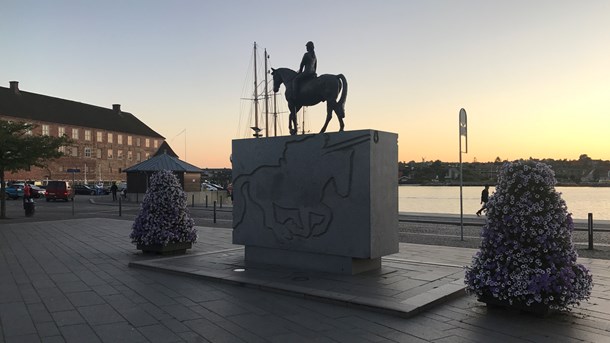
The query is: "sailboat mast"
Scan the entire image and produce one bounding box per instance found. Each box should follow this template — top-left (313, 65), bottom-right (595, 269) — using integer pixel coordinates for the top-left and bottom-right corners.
top-left (302, 107), bottom-right (306, 135)
top-left (252, 42), bottom-right (261, 138)
top-left (264, 49), bottom-right (270, 137)
top-left (273, 90), bottom-right (278, 136)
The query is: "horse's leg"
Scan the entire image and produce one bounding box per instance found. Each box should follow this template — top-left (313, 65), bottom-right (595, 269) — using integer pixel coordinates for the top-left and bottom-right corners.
top-left (289, 112), bottom-right (295, 135)
top-left (288, 103), bottom-right (296, 135)
top-left (333, 98), bottom-right (345, 132)
top-left (337, 116), bottom-right (345, 131)
top-left (291, 105), bottom-right (301, 135)
top-left (319, 102), bottom-right (333, 133)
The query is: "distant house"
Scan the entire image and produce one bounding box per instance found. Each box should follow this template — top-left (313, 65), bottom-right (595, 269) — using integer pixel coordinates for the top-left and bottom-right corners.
top-left (0, 81), bottom-right (164, 183)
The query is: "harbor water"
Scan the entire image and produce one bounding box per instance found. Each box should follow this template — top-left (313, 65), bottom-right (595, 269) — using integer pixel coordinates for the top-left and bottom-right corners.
top-left (399, 185), bottom-right (610, 220)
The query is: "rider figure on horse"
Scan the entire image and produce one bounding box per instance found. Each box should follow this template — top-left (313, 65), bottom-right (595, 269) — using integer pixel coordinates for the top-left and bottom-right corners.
top-left (292, 41), bottom-right (317, 101)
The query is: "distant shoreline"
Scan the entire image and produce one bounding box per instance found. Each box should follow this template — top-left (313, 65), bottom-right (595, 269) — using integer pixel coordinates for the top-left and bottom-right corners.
top-left (399, 182), bottom-right (610, 187)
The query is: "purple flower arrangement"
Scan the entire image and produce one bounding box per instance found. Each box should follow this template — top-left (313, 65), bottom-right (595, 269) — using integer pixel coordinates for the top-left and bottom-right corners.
top-left (130, 170), bottom-right (197, 246)
top-left (465, 160), bottom-right (592, 311)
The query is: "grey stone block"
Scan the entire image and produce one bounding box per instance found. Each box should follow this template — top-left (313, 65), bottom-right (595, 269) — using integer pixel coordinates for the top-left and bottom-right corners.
top-left (232, 130), bottom-right (398, 274)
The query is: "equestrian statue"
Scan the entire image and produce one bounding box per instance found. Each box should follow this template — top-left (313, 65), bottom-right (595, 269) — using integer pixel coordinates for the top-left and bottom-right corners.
top-left (271, 41), bottom-right (347, 135)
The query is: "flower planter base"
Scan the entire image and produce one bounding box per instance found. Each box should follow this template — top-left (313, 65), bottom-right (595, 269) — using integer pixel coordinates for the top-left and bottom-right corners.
top-left (137, 242), bottom-right (192, 255)
top-left (478, 294), bottom-right (554, 317)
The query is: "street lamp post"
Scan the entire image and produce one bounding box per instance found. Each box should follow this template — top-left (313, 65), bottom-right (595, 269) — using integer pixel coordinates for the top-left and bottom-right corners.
top-left (459, 108), bottom-right (468, 241)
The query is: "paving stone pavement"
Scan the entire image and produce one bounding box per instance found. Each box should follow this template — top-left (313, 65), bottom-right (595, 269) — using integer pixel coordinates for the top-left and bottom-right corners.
top-left (1, 218), bottom-right (610, 342)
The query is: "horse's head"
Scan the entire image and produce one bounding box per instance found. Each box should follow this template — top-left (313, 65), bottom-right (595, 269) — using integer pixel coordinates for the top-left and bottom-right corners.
top-left (271, 68), bottom-right (296, 93)
top-left (271, 68), bottom-right (282, 93)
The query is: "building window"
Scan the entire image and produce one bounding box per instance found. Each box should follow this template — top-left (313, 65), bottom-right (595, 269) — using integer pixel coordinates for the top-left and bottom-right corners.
top-left (145, 138), bottom-right (150, 148)
top-left (136, 152), bottom-right (141, 161)
top-left (117, 135), bottom-right (123, 145)
top-left (96, 148), bottom-right (102, 159)
top-left (117, 150), bottom-right (123, 160)
top-left (58, 127), bottom-right (65, 137)
top-left (97, 131), bottom-right (103, 142)
top-left (58, 146), bottom-right (65, 153)
top-left (107, 149), bottom-right (113, 159)
top-left (71, 147), bottom-right (78, 157)
top-left (42, 125), bottom-right (50, 136)
top-left (145, 152), bottom-right (150, 159)
top-left (85, 130), bottom-right (91, 141)
top-left (25, 123), bottom-right (32, 135)
top-left (127, 151), bottom-right (132, 161)
top-left (127, 136), bottom-right (132, 146)
top-left (84, 147), bottom-right (92, 158)
top-left (154, 140), bottom-right (158, 148)
top-left (136, 137), bottom-right (140, 147)
top-left (108, 133), bottom-right (113, 144)
top-left (72, 128), bottom-right (79, 140)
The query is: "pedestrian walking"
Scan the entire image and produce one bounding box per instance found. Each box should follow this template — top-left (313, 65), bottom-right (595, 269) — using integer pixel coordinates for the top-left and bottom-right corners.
top-left (476, 185), bottom-right (490, 217)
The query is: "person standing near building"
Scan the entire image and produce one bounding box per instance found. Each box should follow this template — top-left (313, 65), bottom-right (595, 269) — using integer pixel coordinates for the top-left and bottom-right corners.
top-left (476, 185), bottom-right (490, 217)
top-left (23, 183), bottom-right (31, 201)
top-left (110, 182), bottom-right (118, 201)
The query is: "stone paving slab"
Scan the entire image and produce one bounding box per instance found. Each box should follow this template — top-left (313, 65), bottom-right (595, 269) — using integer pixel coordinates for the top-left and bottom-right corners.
top-left (129, 246), bottom-right (466, 318)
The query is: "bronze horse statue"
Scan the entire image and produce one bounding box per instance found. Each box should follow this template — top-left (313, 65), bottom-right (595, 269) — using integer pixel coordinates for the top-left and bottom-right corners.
top-left (271, 68), bottom-right (347, 135)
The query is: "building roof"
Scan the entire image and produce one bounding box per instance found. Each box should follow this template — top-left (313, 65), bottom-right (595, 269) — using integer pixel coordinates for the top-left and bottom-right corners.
top-left (154, 141), bottom-right (178, 158)
top-left (0, 82), bottom-right (164, 139)
top-left (124, 151), bottom-right (203, 173)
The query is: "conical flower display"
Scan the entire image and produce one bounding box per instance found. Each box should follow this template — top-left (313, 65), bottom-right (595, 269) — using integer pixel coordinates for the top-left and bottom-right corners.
top-left (130, 170), bottom-right (197, 246)
top-left (465, 160), bottom-right (592, 311)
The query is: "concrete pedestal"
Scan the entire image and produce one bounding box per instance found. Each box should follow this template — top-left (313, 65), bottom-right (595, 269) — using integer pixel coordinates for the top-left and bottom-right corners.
top-left (232, 130), bottom-right (398, 274)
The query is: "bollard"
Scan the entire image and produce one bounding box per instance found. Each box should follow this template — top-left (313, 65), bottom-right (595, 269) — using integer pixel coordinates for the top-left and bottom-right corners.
top-left (220, 196), bottom-right (223, 208)
top-left (192, 194), bottom-right (195, 207)
top-left (588, 213), bottom-right (594, 250)
top-left (213, 201), bottom-right (217, 223)
top-left (119, 197), bottom-right (122, 217)
top-left (205, 195), bottom-right (208, 208)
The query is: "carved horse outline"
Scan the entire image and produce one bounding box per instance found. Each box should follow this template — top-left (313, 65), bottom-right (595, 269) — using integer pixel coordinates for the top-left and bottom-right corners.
top-left (233, 134), bottom-right (370, 244)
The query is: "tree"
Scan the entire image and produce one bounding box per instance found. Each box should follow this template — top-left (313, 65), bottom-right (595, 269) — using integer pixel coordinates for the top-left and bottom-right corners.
top-left (0, 120), bottom-right (70, 218)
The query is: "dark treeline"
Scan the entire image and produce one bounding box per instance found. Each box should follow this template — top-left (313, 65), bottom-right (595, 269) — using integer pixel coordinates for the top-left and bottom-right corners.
top-left (399, 154), bottom-right (610, 186)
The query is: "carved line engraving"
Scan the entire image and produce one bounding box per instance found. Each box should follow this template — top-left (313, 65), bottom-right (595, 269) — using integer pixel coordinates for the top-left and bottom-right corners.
top-left (234, 133), bottom-right (370, 244)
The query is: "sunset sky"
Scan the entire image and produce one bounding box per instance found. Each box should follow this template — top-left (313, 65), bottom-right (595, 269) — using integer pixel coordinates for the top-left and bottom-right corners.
top-left (2, 1), bottom-right (609, 168)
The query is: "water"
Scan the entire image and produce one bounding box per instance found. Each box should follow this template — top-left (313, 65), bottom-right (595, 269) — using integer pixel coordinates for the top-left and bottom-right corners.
top-left (399, 185), bottom-right (610, 220)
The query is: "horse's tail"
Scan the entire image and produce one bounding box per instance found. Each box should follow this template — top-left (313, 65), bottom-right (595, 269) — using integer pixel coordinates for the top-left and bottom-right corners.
top-left (336, 74), bottom-right (348, 118)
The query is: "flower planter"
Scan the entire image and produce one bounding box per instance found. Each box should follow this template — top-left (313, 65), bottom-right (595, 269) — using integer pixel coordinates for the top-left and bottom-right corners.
top-left (137, 242), bottom-right (192, 255)
top-left (478, 293), bottom-right (553, 317)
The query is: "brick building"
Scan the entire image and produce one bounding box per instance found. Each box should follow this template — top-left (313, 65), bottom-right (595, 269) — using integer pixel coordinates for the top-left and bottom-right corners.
top-left (0, 81), bottom-right (164, 184)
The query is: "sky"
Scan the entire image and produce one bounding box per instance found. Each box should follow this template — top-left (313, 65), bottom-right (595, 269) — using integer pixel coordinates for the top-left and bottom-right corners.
top-left (2, 0), bottom-right (610, 168)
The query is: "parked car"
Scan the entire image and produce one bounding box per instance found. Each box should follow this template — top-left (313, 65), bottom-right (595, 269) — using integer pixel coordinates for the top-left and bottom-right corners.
top-left (30, 185), bottom-right (45, 198)
top-left (74, 184), bottom-right (96, 195)
top-left (201, 182), bottom-right (218, 191)
top-left (94, 185), bottom-right (110, 195)
top-left (4, 184), bottom-right (25, 199)
top-left (45, 181), bottom-right (74, 201)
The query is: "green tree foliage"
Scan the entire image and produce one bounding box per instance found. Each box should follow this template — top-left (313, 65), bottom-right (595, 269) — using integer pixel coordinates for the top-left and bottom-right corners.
top-left (0, 120), bottom-right (71, 218)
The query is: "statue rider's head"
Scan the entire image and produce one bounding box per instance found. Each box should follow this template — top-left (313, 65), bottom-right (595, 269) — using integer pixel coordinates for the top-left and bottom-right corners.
top-left (306, 41), bottom-right (314, 51)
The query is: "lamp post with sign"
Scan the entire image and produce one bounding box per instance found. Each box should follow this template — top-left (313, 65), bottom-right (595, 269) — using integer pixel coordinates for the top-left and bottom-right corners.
top-left (459, 109), bottom-right (468, 241)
